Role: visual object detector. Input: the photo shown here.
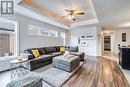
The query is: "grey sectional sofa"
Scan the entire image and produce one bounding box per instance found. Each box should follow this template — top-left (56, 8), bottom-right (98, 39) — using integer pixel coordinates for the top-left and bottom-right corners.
top-left (26, 46), bottom-right (84, 70)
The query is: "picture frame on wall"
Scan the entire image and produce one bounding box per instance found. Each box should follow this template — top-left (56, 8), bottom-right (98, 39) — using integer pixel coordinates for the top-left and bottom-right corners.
top-left (122, 33), bottom-right (126, 42)
top-left (80, 35), bottom-right (96, 40)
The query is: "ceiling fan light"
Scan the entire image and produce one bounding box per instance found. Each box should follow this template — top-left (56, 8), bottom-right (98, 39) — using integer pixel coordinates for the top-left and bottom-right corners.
top-left (68, 15), bottom-right (72, 19)
top-left (71, 15), bottom-right (74, 19)
top-left (68, 15), bottom-right (74, 19)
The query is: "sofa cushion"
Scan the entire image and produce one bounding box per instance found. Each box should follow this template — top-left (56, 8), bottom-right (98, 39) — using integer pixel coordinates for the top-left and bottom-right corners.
top-left (27, 48), bottom-right (45, 58)
top-left (69, 47), bottom-right (78, 52)
top-left (50, 52), bottom-right (62, 57)
top-left (38, 48), bottom-right (46, 55)
top-left (27, 48), bottom-right (35, 54)
top-left (55, 46), bottom-right (60, 52)
top-left (44, 47), bottom-right (57, 54)
top-left (29, 55), bottom-right (53, 64)
top-left (69, 52), bottom-right (85, 61)
top-left (27, 48), bottom-right (38, 58)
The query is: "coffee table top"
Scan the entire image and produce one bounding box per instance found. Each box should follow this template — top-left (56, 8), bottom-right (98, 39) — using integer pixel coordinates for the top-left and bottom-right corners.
top-left (10, 58), bottom-right (28, 64)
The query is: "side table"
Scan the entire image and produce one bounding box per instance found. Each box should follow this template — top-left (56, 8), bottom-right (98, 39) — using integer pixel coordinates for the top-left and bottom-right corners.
top-left (10, 58), bottom-right (29, 80)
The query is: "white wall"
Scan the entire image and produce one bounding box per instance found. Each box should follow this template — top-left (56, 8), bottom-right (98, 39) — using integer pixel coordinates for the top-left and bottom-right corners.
top-left (114, 29), bottom-right (130, 54)
top-left (69, 25), bottom-right (100, 56)
top-left (3, 14), bottom-right (68, 52)
top-left (17, 14), bottom-right (68, 52)
top-left (1, 14), bottom-right (68, 52)
top-left (97, 26), bottom-right (102, 56)
top-left (101, 28), bottom-right (130, 54)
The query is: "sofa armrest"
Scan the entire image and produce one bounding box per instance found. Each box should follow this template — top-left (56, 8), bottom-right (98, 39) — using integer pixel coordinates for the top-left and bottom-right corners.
top-left (68, 46), bottom-right (78, 52)
top-left (28, 55), bottom-right (34, 60)
top-left (69, 52), bottom-right (85, 61)
top-left (20, 53), bottom-right (34, 60)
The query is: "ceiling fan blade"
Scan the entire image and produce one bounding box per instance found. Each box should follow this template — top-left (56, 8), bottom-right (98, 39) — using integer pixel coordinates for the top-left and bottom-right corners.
top-left (75, 12), bottom-right (85, 15)
top-left (64, 9), bottom-right (69, 12)
top-left (61, 15), bottom-right (68, 18)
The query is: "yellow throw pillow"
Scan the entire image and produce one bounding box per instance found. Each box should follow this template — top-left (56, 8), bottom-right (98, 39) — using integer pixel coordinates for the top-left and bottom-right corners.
top-left (32, 49), bottom-right (40, 58)
top-left (60, 47), bottom-right (65, 52)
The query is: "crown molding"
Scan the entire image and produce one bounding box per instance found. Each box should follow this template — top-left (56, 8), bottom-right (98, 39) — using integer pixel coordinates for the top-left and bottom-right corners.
top-left (15, 2), bottom-right (70, 29)
top-left (71, 19), bottom-right (99, 27)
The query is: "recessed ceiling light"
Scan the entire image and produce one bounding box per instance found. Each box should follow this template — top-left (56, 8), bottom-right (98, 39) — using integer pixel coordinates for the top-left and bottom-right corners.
top-left (123, 22), bottom-right (130, 26)
top-left (106, 31), bottom-right (109, 34)
top-left (102, 31), bottom-right (110, 34)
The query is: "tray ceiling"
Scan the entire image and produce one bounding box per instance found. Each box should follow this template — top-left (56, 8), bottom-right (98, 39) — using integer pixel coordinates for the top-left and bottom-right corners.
top-left (18, 0), bottom-right (98, 27)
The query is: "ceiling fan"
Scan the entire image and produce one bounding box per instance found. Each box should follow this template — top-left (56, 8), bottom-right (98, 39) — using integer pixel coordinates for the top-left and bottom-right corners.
top-left (61, 9), bottom-right (85, 21)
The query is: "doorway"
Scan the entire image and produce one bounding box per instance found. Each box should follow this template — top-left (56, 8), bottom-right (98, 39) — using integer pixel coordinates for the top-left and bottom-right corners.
top-left (104, 36), bottom-right (111, 51)
top-left (101, 31), bottom-right (118, 61)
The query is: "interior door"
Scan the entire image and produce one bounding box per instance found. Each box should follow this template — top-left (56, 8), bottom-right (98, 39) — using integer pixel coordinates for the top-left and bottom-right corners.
top-left (104, 36), bottom-right (111, 51)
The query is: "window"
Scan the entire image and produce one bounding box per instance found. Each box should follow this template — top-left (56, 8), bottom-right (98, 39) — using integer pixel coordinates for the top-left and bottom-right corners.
top-left (0, 30), bottom-right (15, 57)
top-left (0, 18), bottom-right (18, 58)
top-left (61, 32), bottom-right (66, 45)
top-left (29, 25), bottom-right (58, 37)
top-left (29, 25), bottom-right (40, 35)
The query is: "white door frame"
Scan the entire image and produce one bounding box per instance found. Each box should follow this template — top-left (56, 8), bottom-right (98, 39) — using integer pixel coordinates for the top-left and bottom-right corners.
top-left (101, 32), bottom-right (115, 53)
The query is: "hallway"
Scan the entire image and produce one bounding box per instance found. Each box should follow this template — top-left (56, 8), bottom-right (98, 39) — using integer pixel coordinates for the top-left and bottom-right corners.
top-left (102, 51), bottom-right (119, 61)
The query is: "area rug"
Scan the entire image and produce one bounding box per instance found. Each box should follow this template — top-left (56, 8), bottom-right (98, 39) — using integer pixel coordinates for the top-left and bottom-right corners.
top-left (33, 62), bottom-right (84, 87)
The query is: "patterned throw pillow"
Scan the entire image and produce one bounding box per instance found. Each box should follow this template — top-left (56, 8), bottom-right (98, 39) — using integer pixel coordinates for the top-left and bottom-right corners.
top-left (32, 49), bottom-right (40, 58)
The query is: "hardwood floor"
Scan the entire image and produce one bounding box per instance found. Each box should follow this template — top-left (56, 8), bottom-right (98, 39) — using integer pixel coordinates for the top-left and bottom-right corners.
top-left (102, 51), bottom-right (118, 61)
top-left (63, 56), bottom-right (130, 87)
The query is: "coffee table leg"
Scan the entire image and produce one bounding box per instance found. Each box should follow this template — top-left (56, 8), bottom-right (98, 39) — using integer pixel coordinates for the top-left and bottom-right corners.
top-left (10, 59), bottom-right (30, 80)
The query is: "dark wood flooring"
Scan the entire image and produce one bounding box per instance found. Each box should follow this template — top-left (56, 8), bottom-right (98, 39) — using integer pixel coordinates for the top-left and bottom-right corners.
top-left (63, 56), bottom-right (130, 87)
